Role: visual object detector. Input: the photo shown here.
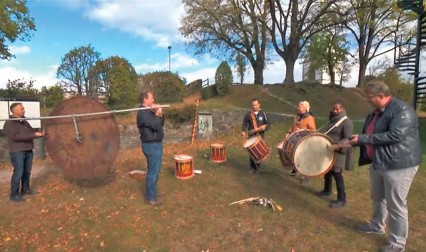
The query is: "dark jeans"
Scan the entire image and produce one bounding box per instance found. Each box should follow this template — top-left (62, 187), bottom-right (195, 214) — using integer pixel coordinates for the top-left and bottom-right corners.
top-left (323, 169), bottom-right (345, 201)
top-left (141, 141), bottom-right (163, 201)
top-left (10, 150), bottom-right (33, 197)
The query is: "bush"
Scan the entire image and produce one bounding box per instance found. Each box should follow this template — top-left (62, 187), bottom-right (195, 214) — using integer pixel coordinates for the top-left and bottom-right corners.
top-left (215, 61), bottom-right (232, 96)
top-left (200, 84), bottom-right (218, 100)
top-left (138, 71), bottom-right (185, 103)
top-left (165, 105), bottom-right (196, 125)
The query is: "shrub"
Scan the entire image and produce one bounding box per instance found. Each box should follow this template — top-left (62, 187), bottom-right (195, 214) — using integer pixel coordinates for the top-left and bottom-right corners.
top-left (165, 104), bottom-right (196, 125)
top-left (215, 61), bottom-right (232, 96)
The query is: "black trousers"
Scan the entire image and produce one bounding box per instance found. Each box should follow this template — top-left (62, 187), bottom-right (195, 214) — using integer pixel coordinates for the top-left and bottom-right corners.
top-left (323, 169), bottom-right (345, 201)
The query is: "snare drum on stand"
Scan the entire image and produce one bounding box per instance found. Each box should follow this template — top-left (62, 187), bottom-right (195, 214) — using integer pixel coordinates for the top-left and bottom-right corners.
top-left (210, 143), bottom-right (226, 163)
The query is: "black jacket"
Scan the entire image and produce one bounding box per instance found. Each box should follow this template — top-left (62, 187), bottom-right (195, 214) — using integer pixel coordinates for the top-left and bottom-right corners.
top-left (136, 107), bottom-right (165, 142)
top-left (241, 110), bottom-right (271, 138)
top-left (358, 97), bottom-right (422, 170)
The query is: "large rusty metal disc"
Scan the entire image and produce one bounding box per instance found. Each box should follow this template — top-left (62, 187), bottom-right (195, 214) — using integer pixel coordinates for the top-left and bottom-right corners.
top-left (45, 97), bottom-right (120, 182)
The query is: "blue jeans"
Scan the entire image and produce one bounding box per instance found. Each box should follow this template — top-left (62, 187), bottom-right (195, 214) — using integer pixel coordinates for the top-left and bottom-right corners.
top-left (141, 142), bottom-right (163, 201)
top-left (10, 150), bottom-right (33, 196)
top-left (369, 165), bottom-right (418, 250)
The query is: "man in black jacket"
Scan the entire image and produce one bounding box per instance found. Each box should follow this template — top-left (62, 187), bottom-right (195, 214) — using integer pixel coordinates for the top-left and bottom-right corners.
top-left (241, 98), bottom-right (270, 174)
top-left (137, 91), bottom-right (165, 205)
top-left (349, 80), bottom-right (422, 252)
top-left (3, 103), bottom-right (46, 202)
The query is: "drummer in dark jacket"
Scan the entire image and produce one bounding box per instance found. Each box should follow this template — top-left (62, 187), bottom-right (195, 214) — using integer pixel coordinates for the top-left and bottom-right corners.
top-left (317, 102), bottom-right (353, 208)
top-left (241, 98), bottom-right (271, 174)
top-left (137, 90), bottom-right (165, 206)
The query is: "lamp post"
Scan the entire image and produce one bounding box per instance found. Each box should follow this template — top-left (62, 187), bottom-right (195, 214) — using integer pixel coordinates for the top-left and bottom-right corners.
top-left (167, 45), bottom-right (172, 72)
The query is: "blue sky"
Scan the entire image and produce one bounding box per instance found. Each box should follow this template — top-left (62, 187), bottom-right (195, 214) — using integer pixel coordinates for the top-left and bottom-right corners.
top-left (0, 0), bottom-right (373, 90)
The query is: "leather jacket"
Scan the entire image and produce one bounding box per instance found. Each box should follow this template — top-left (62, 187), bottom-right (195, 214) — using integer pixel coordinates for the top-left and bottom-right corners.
top-left (358, 97), bottom-right (422, 170)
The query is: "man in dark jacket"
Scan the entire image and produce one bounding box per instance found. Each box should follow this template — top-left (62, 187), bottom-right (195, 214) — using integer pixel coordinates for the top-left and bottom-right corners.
top-left (137, 91), bottom-right (165, 206)
top-left (317, 102), bottom-right (353, 208)
top-left (3, 103), bottom-right (46, 202)
top-left (349, 80), bottom-right (422, 252)
top-left (241, 98), bottom-right (270, 174)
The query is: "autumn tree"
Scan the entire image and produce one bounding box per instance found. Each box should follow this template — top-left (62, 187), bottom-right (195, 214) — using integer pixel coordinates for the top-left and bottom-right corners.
top-left (0, 0), bottom-right (35, 60)
top-left (339, 0), bottom-right (415, 87)
top-left (56, 44), bottom-right (101, 96)
top-left (180, 0), bottom-right (270, 85)
top-left (88, 56), bottom-right (138, 108)
top-left (267, 0), bottom-right (339, 84)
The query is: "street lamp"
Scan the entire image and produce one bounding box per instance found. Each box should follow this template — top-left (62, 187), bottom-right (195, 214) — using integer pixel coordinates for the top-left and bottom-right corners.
top-left (167, 45), bottom-right (172, 72)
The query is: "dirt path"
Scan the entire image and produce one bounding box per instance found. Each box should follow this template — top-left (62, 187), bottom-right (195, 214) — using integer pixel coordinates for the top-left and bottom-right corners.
top-left (0, 161), bottom-right (54, 185)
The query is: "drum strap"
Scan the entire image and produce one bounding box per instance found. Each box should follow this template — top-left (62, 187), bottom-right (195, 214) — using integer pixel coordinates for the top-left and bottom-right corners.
top-left (324, 116), bottom-right (348, 135)
top-left (251, 111), bottom-right (258, 130)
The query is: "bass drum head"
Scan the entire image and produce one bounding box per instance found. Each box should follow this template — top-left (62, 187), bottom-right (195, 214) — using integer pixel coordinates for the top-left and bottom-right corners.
top-left (293, 133), bottom-right (335, 177)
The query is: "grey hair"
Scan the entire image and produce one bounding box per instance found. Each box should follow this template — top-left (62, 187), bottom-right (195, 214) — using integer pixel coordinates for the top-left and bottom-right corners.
top-left (364, 80), bottom-right (391, 96)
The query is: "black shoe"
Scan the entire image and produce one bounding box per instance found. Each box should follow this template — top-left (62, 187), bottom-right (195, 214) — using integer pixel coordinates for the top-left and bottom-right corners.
top-left (21, 190), bottom-right (38, 196)
top-left (10, 195), bottom-right (24, 202)
top-left (316, 191), bottom-right (332, 197)
top-left (249, 168), bottom-right (257, 174)
top-left (290, 169), bottom-right (297, 176)
top-left (330, 200), bottom-right (346, 208)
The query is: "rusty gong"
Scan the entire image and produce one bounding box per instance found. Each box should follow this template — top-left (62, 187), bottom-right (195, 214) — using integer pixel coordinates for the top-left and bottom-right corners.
top-left (45, 97), bottom-right (120, 181)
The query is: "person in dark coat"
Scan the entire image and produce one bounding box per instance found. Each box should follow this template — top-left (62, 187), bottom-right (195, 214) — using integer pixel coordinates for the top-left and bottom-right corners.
top-left (317, 102), bottom-right (353, 208)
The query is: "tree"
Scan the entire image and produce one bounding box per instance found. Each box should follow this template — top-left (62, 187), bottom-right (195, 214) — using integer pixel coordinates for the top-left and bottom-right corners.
top-left (56, 44), bottom-right (101, 96)
top-left (180, 0), bottom-right (270, 85)
top-left (138, 71), bottom-right (185, 103)
top-left (0, 0), bottom-right (36, 60)
top-left (267, 0), bottom-right (339, 84)
top-left (40, 85), bottom-right (64, 108)
top-left (215, 61), bottom-right (233, 95)
top-left (303, 26), bottom-right (351, 85)
top-left (5, 78), bottom-right (38, 97)
top-left (88, 56), bottom-right (138, 108)
top-left (235, 53), bottom-right (247, 84)
top-left (339, 0), bottom-right (414, 87)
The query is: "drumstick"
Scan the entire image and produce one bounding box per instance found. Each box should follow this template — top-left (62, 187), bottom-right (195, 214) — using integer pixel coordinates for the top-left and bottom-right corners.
top-left (270, 199), bottom-right (283, 211)
top-left (229, 197), bottom-right (259, 205)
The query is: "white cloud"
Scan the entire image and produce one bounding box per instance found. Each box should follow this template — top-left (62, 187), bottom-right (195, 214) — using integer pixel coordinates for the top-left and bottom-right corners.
top-left (9, 45), bottom-right (31, 55)
top-left (85, 0), bottom-right (184, 47)
top-left (0, 66), bottom-right (59, 90)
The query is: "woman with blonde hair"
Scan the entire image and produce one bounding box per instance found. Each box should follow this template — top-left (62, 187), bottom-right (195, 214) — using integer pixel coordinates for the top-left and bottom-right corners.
top-left (286, 101), bottom-right (316, 177)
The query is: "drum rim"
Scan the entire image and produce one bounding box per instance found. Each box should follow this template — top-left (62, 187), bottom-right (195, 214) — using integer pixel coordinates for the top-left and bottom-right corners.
top-left (211, 143), bottom-right (225, 148)
top-left (243, 135), bottom-right (261, 148)
top-left (174, 154), bottom-right (193, 161)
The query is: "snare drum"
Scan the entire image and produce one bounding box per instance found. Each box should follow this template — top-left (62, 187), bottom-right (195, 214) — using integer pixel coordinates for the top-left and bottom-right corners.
top-left (174, 155), bottom-right (194, 180)
top-left (280, 130), bottom-right (335, 177)
top-left (210, 143), bottom-right (226, 163)
top-left (243, 135), bottom-right (271, 164)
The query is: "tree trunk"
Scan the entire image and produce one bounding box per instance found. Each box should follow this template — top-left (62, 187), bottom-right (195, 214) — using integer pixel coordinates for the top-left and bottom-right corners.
top-left (357, 63), bottom-right (367, 88)
top-left (283, 59), bottom-right (295, 84)
top-left (252, 61), bottom-right (264, 85)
